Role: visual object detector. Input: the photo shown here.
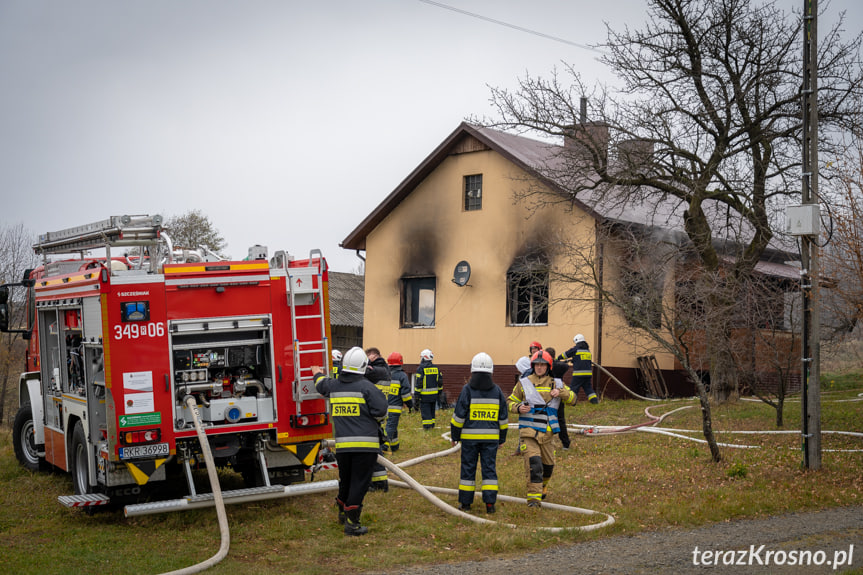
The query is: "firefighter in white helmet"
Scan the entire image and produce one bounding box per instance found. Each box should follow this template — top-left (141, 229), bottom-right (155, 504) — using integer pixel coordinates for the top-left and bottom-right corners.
top-left (415, 349), bottom-right (443, 430)
top-left (331, 349), bottom-right (343, 378)
top-left (560, 334), bottom-right (599, 404)
top-left (312, 347), bottom-right (387, 536)
top-left (450, 352), bottom-right (508, 514)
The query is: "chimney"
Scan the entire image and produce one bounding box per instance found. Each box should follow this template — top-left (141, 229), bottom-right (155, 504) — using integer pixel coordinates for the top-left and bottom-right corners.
top-left (616, 138), bottom-right (655, 173)
top-left (564, 97), bottom-right (609, 165)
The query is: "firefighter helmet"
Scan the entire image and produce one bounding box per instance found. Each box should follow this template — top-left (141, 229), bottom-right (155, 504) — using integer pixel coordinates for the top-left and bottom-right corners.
top-left (470, 352), bottom-right (493, 373)
top-left (341, 347), bottom-right (368, 374)
top-left (515, 356), bottom-right (531, 374)
top-left (387, 351), bottom-right (404, 366)
top-left (529, 341), bottom-right (542, 350)
top-left (420, 349), bottom-right (434, 361)
top-left (332, 349), bottom-right (342, 362)
top-left (530, 350), bottom-right (553, 367)
top-left (573, 334), bottom-right (585, 344)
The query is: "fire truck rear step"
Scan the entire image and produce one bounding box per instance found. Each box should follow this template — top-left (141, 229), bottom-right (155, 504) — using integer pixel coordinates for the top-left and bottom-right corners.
top-left (123, 479), bottom-right (340, 517)
top-left (58, 493), bottom-right (111, 508)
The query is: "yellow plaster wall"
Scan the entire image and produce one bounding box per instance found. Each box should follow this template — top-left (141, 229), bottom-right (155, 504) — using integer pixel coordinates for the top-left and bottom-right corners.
top-left (362, 147), bottom-right (603, 369)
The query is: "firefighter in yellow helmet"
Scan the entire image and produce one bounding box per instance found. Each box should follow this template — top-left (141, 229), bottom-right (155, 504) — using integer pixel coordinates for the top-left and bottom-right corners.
top-left (507, 350), bottom-right (576, 507)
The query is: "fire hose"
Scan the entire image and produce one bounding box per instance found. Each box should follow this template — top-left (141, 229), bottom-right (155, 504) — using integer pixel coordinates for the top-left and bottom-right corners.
top-left (381, 439), bottom-right (615, 533)
top-left (159, 397), bottom-right (231, 575)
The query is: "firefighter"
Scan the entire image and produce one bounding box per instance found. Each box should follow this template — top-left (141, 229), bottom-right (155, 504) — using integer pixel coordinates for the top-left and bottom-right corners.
top-left (384, 351), bottom-right (413, 453)
top-left (450, 352), bottom-right (508, 514)
top-left (545, 347), bottom-right (573, 450)
top-left (508, 350), bottom-right (576, 507)
top-left (365, 347), bottom-right (391, 491)
top-left (415, 349), bottom-right (442, 430)
top-left (331, 349), bottom-right (342, 378)
top-left (561, 334), bottom-right (599, 404)
top-left (312, 347), bottom-right (387, 536)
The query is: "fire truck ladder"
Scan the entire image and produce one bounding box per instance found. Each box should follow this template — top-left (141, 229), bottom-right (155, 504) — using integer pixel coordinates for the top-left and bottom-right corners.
top-left (33, 214), bottom-right (164, 263)
top-left (286, 249), bottom-right (329, 416)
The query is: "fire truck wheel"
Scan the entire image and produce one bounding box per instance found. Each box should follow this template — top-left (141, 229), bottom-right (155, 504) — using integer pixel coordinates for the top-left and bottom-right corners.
top-left (13, 403), bottom-right (45, 472)
top-left (71, 422), bottom-right (91, 496)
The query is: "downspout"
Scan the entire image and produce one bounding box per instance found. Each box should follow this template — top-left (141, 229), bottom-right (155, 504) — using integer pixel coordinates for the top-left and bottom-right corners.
top-left (596, 221), bottom-right (604, 375)
top-left (355, 249), bottom-right (366, 262)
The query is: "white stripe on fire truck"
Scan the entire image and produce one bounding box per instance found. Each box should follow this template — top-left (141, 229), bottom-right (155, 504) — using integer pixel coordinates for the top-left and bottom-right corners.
top-left (165, 273), bottom-right (271, 286)
top-left (35, 284), bottom-right (100, 298)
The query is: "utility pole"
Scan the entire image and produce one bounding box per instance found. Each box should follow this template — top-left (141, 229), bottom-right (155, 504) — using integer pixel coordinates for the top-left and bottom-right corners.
top-left (801, 0), bottom-right (822, 470)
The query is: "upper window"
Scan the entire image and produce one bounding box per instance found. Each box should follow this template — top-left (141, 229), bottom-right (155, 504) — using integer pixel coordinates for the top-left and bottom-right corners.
top-left (507, 267), bottom-right (548, 325)
top-left (464, 174), bottom-right (482, 211)
top-left (401, 276), bottom-right (436, 328)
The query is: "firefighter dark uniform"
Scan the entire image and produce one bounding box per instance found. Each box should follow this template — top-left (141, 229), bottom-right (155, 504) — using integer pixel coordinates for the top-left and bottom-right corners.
top-left (415, 349), bottom-right (442, 429)
top-left (562, 335), bottom-right (598, 404)
top-left (507, 350), bottom-right (575, 507)
top-left (384, 352), bottom-right (413, 453)
top-left (450, 352), bottom-right (508, 513)
top-left (365, 351), bottom-right (391, 491)
top-left (331, 350), bottom-right (342, 378)
top-left (546, 348), bottom-right (573, 449)
top-left (313, 347), bottom-right (387, 536)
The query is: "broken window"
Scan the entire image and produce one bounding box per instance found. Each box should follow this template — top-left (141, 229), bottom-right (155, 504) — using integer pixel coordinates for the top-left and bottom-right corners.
top-left (401, 276), bottom-right (436, 327)
top-left (464, 174), bottom-right (482, 211)
top-left (507, 264), bottom-right (548, 326)
top-left (621, 269), bottom-right (663, 329)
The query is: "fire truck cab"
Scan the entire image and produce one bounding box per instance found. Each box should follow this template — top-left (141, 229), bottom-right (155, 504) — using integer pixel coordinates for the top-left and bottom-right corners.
top-left (2, 215), bottom-right (334, 512)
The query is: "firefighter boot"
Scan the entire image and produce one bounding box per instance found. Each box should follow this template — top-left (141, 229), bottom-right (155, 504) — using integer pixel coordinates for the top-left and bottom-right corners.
top-left (344, 505), bottom-right (368, 536)
top-left (335, 497), bottom-right (346, 525)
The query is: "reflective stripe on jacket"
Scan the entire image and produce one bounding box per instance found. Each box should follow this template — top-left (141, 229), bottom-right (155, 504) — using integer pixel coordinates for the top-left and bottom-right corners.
top-left (314, 372), bottom-right (387, 453)
top-left (450, 385), bottom-right (509, 443)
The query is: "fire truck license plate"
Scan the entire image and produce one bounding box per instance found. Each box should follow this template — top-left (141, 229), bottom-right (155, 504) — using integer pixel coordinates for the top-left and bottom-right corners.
top-left (119, 443), bottom-right (170, 460)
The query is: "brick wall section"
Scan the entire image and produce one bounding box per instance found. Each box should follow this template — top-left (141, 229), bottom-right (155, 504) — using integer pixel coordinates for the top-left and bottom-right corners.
top-left (402, 364), bottom-right (800, 402)
top-left (405, 364), bottom-right (699, 402)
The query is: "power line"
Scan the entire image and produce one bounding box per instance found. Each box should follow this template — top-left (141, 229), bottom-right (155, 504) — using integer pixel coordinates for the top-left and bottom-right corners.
top-left (415, 0), bottom-right (604, 53)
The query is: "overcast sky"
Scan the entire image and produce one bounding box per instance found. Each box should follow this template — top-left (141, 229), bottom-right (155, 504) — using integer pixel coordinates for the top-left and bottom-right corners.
top-left (1, 1), bottom-right (860, 273)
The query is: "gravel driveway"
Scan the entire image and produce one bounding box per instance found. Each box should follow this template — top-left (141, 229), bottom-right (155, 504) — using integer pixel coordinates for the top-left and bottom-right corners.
top-left (370, 505), bottom-right (862, 575)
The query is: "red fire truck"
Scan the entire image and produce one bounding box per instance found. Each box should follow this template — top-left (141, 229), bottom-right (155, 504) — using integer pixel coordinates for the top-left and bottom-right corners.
top-left (1, 215), bottom-right (334, 513)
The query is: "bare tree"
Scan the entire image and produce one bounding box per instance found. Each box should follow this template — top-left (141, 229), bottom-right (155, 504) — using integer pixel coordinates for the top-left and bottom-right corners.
top-left (481, 0), bottom-right (863, 402)
top-left (549, 222), bottom-right (725, 461)
top-left (732, 273), bottom-right (801, 427)
top-left (163, 209), bottom-right (227, 256)
top-left (821, 142), bottom-right (863, 336)
top-left (0, 223), bottom-right (38, 426)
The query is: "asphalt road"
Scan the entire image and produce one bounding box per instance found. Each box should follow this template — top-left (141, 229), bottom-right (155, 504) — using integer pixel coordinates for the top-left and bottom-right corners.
top-left (371, 505), bottom-right (863, 575)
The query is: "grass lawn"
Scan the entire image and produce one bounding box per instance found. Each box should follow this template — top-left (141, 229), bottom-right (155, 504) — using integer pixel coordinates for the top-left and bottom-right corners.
top-left (1, 380), bottom-right (861, 574)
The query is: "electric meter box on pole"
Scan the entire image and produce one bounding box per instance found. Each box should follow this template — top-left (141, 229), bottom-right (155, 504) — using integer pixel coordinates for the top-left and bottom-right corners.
top-left (785, 204), bottom-right (821, 236)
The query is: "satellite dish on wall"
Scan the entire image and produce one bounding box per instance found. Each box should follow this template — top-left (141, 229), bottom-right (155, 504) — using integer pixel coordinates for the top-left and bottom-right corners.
top-left (452, 260), bottom-right (471, 287)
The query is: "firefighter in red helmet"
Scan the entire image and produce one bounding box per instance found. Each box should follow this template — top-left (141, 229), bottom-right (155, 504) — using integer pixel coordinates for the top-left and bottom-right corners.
top-left (384, 351), bottom-right (413, 452)
top-left (507, 350), bottom-right (576, 507)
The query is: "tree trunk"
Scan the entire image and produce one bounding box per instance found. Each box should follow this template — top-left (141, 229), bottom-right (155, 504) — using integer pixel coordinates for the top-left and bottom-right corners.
top-left (685, 366), bottom-right (722, 462)
top-left (697, 383), bottom-right (722, 462)
top-left (775, 395), bottom-right (784, 428)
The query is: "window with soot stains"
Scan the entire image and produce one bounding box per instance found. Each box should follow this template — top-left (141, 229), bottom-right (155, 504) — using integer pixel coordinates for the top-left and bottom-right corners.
top-left (464, 174), bottom-right (482, 211)
top-left (401, 276), bottom-right (436, 327)
top-left (506, 267), bottom-right (548, 325)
